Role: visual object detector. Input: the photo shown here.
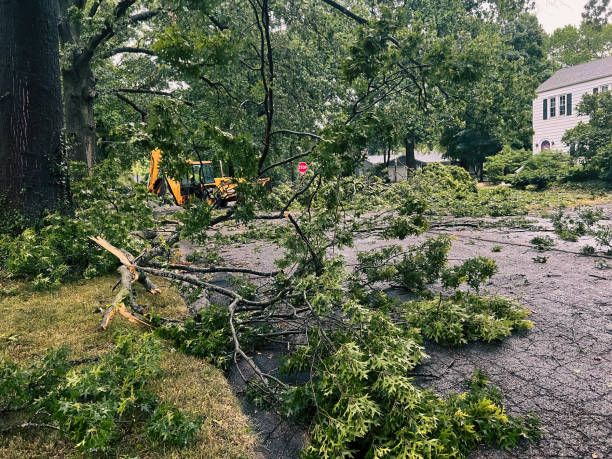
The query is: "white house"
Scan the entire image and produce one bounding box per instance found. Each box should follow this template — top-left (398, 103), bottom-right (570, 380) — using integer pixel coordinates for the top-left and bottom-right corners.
top-left (532, 56), bottom-right (612, 153)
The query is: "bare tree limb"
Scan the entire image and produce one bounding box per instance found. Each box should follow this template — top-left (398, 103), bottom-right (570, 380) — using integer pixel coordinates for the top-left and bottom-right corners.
top-left (104, 47), bottom-right (155, 58)
top-left (259, 145), bottom-right (317, 176)
top-left (287, 213), bottom-right (324, 275)
top-left (269, 129), bottom-right (323, 141)
top-left (114, 91), bottom-right (146, 121)
top-left (115, 88), bottom-right (194, 106)
top-left (146, 261), bottom-right (280, 277)
top-left (320, 0), bottom-right (368, 24)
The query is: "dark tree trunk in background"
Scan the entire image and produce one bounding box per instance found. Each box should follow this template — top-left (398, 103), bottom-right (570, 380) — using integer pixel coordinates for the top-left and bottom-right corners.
top-left (57, 0), bottom-right (96, 168)
top-left (63, 66), bottom-right (97, 168)
top-left (405, 136), bottom-right (417, 170)
top-left (55, 0), bottom-right (145, 168)
top-left (0, 0), bottom-right (68, 221)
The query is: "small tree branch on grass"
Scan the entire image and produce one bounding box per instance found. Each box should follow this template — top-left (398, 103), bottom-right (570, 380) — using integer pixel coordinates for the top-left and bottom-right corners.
top-left (0, 422), bottom-right (60, 434)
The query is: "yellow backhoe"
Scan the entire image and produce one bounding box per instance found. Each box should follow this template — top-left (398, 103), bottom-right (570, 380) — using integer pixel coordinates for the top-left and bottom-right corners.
top-left (147, 148), bottom-right (269, 207)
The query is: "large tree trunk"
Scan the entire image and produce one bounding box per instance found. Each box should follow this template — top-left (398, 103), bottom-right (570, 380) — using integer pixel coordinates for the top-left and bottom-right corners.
top-left (56, 0), bottom-right (96, 168)
top-left (404, 136), bottom-right (417, 170)
top-left (63, 65), bottom-right (96, 168)
top-left (0, 0), bottom-right (68, 222)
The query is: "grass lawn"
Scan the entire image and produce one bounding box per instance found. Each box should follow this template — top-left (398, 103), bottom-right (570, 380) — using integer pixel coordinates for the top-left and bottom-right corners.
top-left (0, 275), bottom-right (256, 458)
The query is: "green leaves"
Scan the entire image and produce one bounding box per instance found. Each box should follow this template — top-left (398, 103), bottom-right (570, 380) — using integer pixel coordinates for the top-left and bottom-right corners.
top-left (146, 403), bottom-right (201, 447)
top-left (0, 159), bottom-right (153, 284)
top-left (156, 305), bottom-right (233, 370)
top-left (441, 256), bottom-right (499, 291)
top-left (484, 145), bottom-right (532, 183)
top-left (512, 151), bottom-right (572, 190)
top-left (0, 333), bottom-right (200, 453)
top-left (563, 92), bottom-right (612, 182)
top-left (404, 292), bottom-right (533, 346)
top-left (156, 304), bottom-right (269, 370)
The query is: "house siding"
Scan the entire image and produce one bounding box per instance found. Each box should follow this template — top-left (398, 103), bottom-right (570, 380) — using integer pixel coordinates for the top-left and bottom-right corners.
top-left (532, 75), bottom-right (612, 153)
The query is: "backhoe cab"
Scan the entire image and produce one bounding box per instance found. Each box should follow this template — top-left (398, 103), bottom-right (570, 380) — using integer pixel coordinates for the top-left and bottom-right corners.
top-left (147, 148), bottom-right (239, 208)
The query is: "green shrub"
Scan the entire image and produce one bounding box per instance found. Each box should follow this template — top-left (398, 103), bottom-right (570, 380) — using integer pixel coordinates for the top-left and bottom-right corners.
top-left (0, 199), bottom-right (30, 238)
top-left (386, 164), bottom-right (528, 217)
top-left (484, 146), bottom-right (531, 183)
top-left (390, 163), bottom-right (477, 202)
top-left (530, 235), bottom-right (555, 250)
top-left (512, 151), bottom-right (572, 190)
top-left (563, 92), bottom-right (612, 182)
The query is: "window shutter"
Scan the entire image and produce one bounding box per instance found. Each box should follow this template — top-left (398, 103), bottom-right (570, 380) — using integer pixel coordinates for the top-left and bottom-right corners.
top-left (543, 98), bottom-right (547, 120)
top-left (567, 93), bottom-right (572, 115)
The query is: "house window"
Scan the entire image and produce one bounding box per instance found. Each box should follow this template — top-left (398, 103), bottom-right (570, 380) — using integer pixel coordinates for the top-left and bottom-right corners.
top-left (593, 87), bottom-right (599, 94)
top-left (601, 85), bottom-right (609, 92)
top-left (541, 140), bottom-right (551, 151)
top-left (559, 95), bottom-right (566, 116)
top-left (549, 97), bottom-right (556, 117)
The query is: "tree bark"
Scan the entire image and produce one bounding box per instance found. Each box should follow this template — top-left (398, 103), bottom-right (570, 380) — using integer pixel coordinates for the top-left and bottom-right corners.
top-left (56, 0), bottom-right (143, 168)
top-left (405, 136), bottom-right (417, 170)
top-left (0, 0), bottom-right (68, 221)
top-left (63, 65), bottom-right (96, 168)
top-left (57, 0), bottom-right (96, 168)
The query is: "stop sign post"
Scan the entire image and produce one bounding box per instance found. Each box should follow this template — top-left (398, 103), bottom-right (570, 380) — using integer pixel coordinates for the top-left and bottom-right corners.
top-left (298, 162), bottom-right (308, 175)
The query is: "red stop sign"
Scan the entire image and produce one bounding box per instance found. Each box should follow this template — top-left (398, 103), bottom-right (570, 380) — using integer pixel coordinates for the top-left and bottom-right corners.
top-left (298, 162), bottom-right (308, 175)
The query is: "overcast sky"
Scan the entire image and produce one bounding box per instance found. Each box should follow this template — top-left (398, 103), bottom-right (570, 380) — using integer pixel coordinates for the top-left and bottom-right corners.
top-left (532, 0), bottom-right (588, 34)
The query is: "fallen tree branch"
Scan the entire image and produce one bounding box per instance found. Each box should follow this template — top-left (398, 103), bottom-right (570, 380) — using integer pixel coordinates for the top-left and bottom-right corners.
top-left (135, 265), bottom-right (288, 308)
top-left (228, 298), bottom-right (288, 390)
top-left (287, 213), bottom-right (323, 275)
top-left (145, 261), bottom-right (280, 277)
top-left (0, 422), bottom-right (60, 434)
top-left (429, 231), bottom-right (612, 259)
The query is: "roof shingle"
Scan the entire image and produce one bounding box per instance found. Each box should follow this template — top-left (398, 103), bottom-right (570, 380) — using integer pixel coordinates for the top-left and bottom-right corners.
top-left (536, 56), bottom-right (612, 93)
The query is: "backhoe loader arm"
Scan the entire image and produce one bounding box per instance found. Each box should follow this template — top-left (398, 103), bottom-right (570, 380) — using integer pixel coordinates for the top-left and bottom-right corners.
top-left (147, 148), bottom-right (162, 193)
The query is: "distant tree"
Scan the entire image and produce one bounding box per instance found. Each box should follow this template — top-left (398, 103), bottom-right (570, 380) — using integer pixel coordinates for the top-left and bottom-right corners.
top-left (0, 0), bottom-right (68, 222)
top-left (548, 21), bottom-right (612, 68)
top-left (502, 12), bottom-right (553, 83)
top-left (440, 32), bottom-right (538, 174)
top-left (582, 0), bottom-right (611, 25)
